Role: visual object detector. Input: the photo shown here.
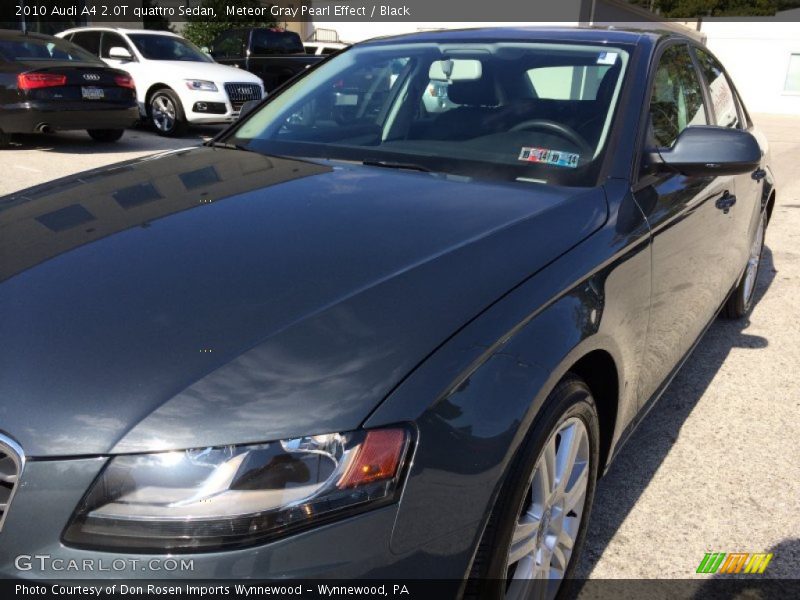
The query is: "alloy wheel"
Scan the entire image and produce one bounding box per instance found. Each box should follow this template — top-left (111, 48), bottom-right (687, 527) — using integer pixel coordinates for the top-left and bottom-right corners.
top-left (505, 417), bottom-right (590, 600)
top-left (151, 95), bottom-right (176, 133)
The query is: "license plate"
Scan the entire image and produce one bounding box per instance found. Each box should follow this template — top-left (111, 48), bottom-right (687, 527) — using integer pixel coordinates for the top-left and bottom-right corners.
top-left (81, 87), bottom-right (104, 100)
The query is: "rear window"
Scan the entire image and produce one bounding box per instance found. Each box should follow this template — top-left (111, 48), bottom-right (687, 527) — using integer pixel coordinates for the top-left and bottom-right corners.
top-left (250, 30), bottom-right (304, 55)
top-left (0, 37), bottom-right (101, 63)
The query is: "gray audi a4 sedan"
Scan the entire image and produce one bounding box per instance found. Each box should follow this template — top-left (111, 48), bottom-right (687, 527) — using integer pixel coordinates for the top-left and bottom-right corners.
top-left (0, 27), bottom-right (774, 599)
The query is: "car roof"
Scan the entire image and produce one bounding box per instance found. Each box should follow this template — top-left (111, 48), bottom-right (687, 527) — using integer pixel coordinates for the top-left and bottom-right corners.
top-left (0, 29), bottom-right (57, 41)
top-left (359, 25), bottom-right (687, 46)
top-left (60, 27), bottom-right (180, 37)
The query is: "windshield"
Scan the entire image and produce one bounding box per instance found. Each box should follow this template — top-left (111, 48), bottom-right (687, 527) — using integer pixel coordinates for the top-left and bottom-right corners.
top-left (128, 34), bottom-right (212, 62)
top-left (230, 41), bottom-right (630, 186)
top-left (0, 37), bottom-right (102, 63)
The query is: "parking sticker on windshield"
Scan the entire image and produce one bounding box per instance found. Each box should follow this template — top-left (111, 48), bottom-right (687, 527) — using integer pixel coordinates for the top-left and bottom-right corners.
top-left (518, 147), bottom-right (580, 169)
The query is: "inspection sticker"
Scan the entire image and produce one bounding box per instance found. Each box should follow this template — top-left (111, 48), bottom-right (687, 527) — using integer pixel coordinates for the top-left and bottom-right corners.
top-left (597, 51), bottom-right (618, 65)
top-left (518, 147), bottom-right (580, 168)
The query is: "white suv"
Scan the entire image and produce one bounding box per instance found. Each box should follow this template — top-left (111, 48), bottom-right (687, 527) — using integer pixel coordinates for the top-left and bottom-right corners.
top-left (57, 28), bottom-right (264, 136)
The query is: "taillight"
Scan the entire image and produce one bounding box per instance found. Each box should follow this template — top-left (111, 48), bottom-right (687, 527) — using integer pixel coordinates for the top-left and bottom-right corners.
top-left (17, 73), bottom-right (67, 90)
top-left (114, 75), bottom-right (135, 89)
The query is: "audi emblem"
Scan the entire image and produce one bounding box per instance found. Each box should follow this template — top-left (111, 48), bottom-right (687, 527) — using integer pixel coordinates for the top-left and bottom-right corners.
top-left (83, 73), bottom-right (101, 81)
top-left (238, 87), bottom-right (250, 95)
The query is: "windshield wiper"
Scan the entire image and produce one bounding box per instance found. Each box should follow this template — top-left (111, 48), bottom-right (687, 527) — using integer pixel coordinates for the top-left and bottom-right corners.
top-left (204, 141), bottom-right (256, 153)
top-left (361, 160), bottom-right (431, 173)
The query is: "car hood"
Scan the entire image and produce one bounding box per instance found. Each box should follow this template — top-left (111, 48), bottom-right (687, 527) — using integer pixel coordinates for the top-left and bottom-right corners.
top-left (150, 60), bottom-right (263, 84)
top-left (0, 147), bottom-right (606, 457)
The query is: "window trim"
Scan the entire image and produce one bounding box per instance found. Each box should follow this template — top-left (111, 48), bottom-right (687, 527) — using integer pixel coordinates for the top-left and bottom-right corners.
top-left (690, 45), bottom-right (746, 130)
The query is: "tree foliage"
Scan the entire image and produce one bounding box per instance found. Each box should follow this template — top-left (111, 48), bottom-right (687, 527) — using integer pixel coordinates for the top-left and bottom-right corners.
top-left (142, 1), bottom-right (173, 32)
top-left (182, 0), bottom-right (276, 49)
top-left (630, 0), bottom-right (800, 16)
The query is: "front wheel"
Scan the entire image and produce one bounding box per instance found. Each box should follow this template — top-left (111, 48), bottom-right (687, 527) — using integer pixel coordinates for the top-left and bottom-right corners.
top-left (723, 210), bottom-right (766, 319)
top-left (467, 375), bottom-right (600, 600)
top-left (149, 89), bottom-right (186, 137)
top-left (87, 129), bottom-right (124, 143)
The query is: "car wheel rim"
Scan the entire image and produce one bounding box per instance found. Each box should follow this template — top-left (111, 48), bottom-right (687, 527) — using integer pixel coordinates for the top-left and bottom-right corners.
top-left (152, 96), bottom-right (176, 132)
top-left (743, 213), bottom-right (765, 305)
top-left (505, 417), bottom-right (590, 600)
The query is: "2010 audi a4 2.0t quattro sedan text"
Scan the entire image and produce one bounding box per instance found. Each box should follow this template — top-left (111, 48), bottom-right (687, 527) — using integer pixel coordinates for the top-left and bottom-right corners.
top-left (0, 28), bottom-right (775, 598)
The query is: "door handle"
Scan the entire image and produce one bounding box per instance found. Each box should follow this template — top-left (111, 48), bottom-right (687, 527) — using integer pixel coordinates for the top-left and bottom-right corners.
top-left (715, 191), bottom-right (736, 213)
top-left (752, 168), bottom-right (767, 182)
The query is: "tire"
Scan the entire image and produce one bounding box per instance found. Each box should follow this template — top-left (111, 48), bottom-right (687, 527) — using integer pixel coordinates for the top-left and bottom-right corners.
top-left (467, 375), bottom-right (600, 600)
top-left (148, 89), bottom-right (187, 137)
top-left (722, 209), bottom-right (766, 319)
top-left (87, 129), bottom-right (124, 143)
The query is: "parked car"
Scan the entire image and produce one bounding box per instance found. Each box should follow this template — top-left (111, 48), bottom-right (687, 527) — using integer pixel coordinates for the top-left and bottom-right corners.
top-left (209, 28), bottom-right (322, 92)
top-left (57, 27), bottom-right (264, 136)
top-left (0, 29), bottom-right (138, 146)
top-left (0, 28), bottom-right (774, 595)
top-left (304, 41), bottom-right (347, 56)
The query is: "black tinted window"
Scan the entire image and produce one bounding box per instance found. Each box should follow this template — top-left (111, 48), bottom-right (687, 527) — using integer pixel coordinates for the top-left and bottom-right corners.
top-left (649, 44), bottom-right (707, 148)
top-left (250, 30), bottom-right (303, 55)
top-left (693, 48), bottom-right (740, 129)
top-left (128, 34), bottom-right (211, 62)
top-left (70, 31), bottom-right (101, 56)
top-left (0, 36), bottom-right (100, 62)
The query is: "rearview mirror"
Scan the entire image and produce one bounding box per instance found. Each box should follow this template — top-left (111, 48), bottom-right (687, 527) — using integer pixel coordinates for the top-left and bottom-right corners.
top-left (108, 46), bottom-right (133, 61)
top-left (428, 59), bottom-right (482, 82)
top-left (651, 126), bottom-right (761, 177)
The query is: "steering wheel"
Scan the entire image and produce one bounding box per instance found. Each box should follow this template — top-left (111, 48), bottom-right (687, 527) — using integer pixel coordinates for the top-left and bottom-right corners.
top-left (508, 119), bottom-right (592, 157)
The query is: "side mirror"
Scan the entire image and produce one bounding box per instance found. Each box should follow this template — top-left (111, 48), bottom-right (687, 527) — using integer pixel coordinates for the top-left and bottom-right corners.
top-left (651, 126), bottom-right (761, 177)
top-left (108, 46), bottom-right (133, 61)
top-left (238, 99), bottom-right (261, 119)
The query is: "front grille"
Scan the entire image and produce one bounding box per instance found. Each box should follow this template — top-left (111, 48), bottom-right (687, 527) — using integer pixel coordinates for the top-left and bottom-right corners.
top-left (0, 435), bottom-right (23, 533)
top-left (224, 83), bottom-right (262, 111)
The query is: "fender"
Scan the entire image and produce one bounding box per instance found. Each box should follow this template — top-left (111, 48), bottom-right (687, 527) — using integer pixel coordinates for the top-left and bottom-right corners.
top-left (366, 186), bottom-right (653, 572)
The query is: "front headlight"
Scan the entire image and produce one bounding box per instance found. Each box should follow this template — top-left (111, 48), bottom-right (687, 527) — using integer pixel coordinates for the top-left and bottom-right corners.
top-left (185, 79), bottom-right (218, 92)
top-left (63, 427), bottom-right (412, 552)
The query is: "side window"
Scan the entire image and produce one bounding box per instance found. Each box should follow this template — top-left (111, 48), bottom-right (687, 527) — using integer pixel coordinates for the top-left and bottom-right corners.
top-left (649, 44), bottom-right (708, 148)
top-left (211, 31), bottom-right (245, 59)
top-left (694, 48), bottom-right (740, 129)
top-left (100, 32), bottom-right (130, 59)
top-left (70, 31), bottom-right (101, 56)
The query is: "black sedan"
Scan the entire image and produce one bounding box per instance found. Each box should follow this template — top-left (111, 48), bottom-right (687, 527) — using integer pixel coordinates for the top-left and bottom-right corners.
top-left (0, 27), bottom-right (774, 597)
top-left (0, 29), bottom-right (139, 146)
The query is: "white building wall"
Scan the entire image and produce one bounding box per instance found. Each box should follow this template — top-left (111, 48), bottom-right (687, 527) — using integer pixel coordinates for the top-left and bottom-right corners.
top-left (701, 21), bottom-right (800, 115)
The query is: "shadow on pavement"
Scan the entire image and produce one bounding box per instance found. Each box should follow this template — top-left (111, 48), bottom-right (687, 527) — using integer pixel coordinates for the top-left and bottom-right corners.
top-left (574, 244), bottom-right (778, 581)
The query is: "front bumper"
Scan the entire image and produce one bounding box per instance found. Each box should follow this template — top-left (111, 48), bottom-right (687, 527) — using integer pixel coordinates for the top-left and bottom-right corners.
top-left (179, 88), bottom-right (255, 126)
top-left (0, 102), bottom-right (139, 134)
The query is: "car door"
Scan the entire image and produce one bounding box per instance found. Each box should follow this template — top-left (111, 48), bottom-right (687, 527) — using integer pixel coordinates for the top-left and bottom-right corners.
top-left (692, 46), bottom-right (764, 293)
top-left (633, 42), bottom-right (734, 407)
